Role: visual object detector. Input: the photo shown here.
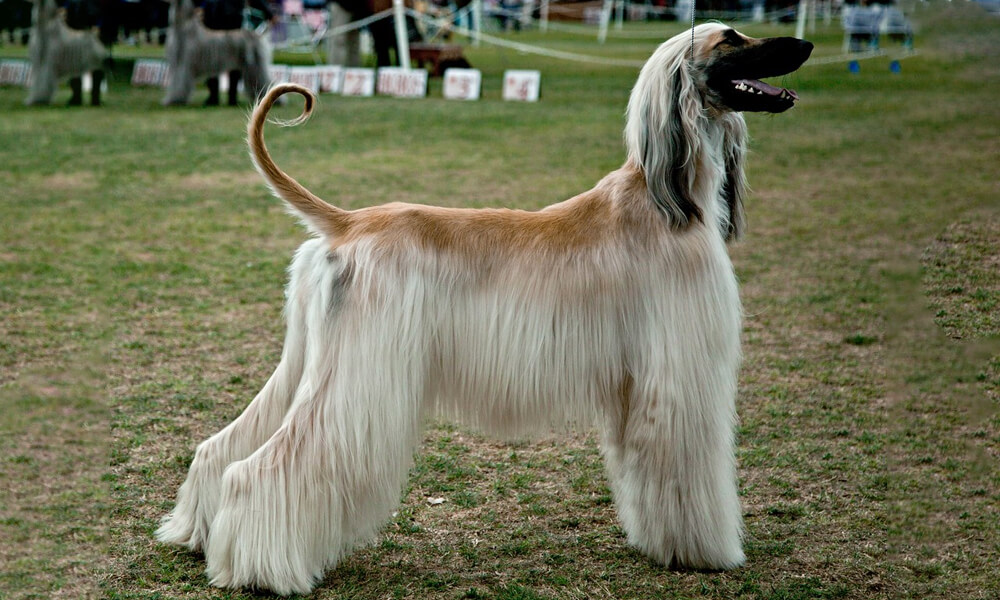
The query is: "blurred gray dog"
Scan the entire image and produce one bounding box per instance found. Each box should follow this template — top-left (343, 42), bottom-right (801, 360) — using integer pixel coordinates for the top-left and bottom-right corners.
top-left (26, 0), bottom-right (108, 106)
top-left (162, 0), bottom-right (271, 106)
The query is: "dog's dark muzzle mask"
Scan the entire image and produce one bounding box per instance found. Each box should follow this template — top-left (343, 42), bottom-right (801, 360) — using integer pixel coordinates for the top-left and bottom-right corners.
top-left (705, 35), bottom-right (814, 113)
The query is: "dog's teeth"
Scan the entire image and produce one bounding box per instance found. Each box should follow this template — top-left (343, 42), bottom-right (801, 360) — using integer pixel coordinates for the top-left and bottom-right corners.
top-left (756, 90), bottom-right (763, 95)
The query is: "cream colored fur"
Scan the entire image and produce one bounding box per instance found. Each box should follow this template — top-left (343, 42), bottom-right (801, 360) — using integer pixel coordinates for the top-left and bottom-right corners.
top-left (158, 24), bottom-right (759, 595)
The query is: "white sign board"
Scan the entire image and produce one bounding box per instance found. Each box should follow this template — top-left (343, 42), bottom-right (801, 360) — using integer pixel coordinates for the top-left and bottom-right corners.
top-left (0, 60), bottom-right (31, 86)
top-left (316, 65), bottom-right (344, 93)
top-left (376, 67), bottom-right (427, 98)
top-left (502, 70), bottom-right (541, 102)
top-left (131, 59), bottom-right (168, 87)
top-left (442, 68), bottom-right (481, 101)
top-left (269, 64), bottom-right (292, 84)
top-left (342, 68), bottom-right (376, 97)
top-left (288, 66), bottom-right (320, 92)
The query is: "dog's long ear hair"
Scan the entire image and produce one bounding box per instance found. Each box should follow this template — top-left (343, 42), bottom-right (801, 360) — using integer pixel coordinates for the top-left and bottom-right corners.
top-left (625, 29), bottom-right (709, 230)
top-left (719, 112), bottom-right (748, 241)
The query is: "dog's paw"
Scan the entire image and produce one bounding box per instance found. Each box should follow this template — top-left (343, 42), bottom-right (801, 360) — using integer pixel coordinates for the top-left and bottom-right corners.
top-left (155, 509), bottom-right (205, 552)
top-left (204, 460), bottom-right (323, 595)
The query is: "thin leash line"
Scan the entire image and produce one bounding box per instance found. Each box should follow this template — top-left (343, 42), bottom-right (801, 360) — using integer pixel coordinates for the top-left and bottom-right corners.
top-left (690, 0), bottom-right (696, 59)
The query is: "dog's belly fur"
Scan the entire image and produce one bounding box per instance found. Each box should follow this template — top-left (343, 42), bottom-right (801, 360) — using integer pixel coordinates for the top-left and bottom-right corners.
top-left (188, 35), bottom-right (253, 78)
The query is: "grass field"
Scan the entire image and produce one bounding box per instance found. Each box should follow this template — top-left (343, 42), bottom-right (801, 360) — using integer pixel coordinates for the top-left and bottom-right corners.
top-left (1, 3), bottom-right (997, 599)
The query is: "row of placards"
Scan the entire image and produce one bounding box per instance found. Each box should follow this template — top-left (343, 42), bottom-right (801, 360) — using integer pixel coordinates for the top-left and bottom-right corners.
top-left (2, 58), bottom-right (542, 102)
top-left (130, 59), bottom-right (541, 102)
top-left (0, 59), bottom-right (105, 91)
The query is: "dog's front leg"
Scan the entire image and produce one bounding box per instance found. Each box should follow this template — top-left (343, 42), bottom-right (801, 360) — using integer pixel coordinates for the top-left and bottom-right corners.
top-left (25, 66), bottom-right (57, 105)
top-left (162, 63), bottom-right (195, 106)
top-left (602, 286), bottom-right (745, 571)
top-left (601, 363), bottom-right (746, 571)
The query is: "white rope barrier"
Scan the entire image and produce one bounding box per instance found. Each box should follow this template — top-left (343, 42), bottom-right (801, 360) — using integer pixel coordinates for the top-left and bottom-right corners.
top-left (804, 48), bottom-right (918, 66)
top-left (406, 7), bottom-right (646, 67)
top-left (271, 4), bottom-right (917, 71)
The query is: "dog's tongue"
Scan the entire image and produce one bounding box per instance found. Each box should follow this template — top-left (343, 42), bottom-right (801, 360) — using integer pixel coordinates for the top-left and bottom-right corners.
top-left (733, 79), bottom-right (799, 100)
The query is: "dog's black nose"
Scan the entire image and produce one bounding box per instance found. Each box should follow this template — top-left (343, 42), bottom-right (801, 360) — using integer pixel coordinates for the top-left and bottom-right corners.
top-left (798, 39), bottom-right (815, 59)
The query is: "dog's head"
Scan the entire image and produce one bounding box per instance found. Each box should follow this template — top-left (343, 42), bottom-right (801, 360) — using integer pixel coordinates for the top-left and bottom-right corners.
top-left (32, 0), bottom-right (59, 23)
top-left (696, 26), bottom-right (813, 114)
top-left (624, 24), bottom-right (812, 240)
top-left (169, 0), bottom-right (197, 24)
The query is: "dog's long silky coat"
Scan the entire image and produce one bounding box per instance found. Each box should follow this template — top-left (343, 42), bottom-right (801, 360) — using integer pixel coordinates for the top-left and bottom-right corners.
top-left (157, 24), bottom-right (813, 595)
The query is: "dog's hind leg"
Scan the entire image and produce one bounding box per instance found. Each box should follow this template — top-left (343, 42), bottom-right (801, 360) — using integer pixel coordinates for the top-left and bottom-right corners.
top-left (155, 241), bottom-right (325, 552)
top-left (205, 374), bottom-right (425, 595)
top-left (204, 258), bottom-right (428, 594)
top-left (68, 76), bottom-right (83, 106)
top-left (205, 76), bottom-right (221, 106)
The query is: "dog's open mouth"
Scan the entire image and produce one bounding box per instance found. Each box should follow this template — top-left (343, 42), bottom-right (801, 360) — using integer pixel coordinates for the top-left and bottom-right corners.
top-left (706, 35), bottom-right (813, 113)
top-left (729, 78), bottom-right (799, 111)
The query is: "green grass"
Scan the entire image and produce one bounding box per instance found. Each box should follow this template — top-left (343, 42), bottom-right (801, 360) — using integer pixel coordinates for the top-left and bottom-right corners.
top-left (1, 3), bottom-right (998, 598)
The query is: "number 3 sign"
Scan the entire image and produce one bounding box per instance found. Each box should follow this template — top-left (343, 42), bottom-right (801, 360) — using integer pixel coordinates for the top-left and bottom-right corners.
top-left (342, 68), bottom-right (376, 97)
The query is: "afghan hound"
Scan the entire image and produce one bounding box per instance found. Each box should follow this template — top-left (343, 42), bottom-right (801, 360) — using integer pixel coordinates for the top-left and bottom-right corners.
top-left (156, 24), bottom-right (813, 595)
top-left (161, 0), bottom-right (271, 106)
top-left (26, 0), bottom-right (107, 106)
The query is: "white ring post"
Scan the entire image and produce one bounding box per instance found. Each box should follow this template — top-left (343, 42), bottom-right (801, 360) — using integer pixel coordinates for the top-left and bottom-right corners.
top-left (471, 0), bottom-right (482, 47)
top-left (393, 0), bottom-right (411, 69)
top-left (598, 0), bottom-right (613, 43)
top-left (615, 0), bottom-right (624, 30)
top-left (794, 0), bottom-right (807, 39)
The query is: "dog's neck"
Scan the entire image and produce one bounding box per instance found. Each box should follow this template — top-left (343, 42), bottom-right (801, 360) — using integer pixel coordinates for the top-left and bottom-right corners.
top-left (625, 116), bottom-right (737, 240)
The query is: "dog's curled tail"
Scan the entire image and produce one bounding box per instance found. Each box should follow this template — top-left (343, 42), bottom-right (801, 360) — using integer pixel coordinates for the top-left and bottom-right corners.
top-left (248, 83), bottom-right (349, 237)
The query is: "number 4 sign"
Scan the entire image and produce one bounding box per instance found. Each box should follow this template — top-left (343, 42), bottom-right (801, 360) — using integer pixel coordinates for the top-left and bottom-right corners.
top-left (502, 70), bottom-right (541, 102)
top-left (342, 68), bottom-right (376, 97)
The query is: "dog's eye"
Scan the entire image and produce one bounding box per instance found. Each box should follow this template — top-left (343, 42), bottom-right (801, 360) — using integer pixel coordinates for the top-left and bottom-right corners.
top-left (718, 30), bottom-right (746, 48)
